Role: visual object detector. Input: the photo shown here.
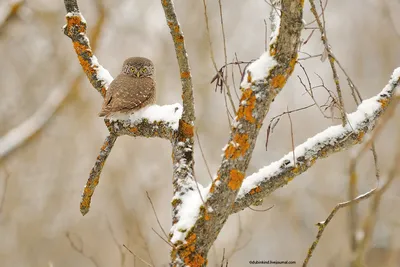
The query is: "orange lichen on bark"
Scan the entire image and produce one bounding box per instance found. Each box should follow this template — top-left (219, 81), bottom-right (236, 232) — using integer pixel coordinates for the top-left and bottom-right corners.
top-left (175, 233), bottom-right (206, 267)
top-left (237, 88), bottom-right (256, 123)
top-left (271, 74), bottom-right (287, 88)
top-left (175, 35), bottom-right (184, 43)
top-left (181, 71), bottom-right (191, 78)
top-left (209, 174), bottom-right (220, 193)
top-left (66, 15), bottom-right (86, 34)
top-left (270, 47), bottom-right (276, 56)
top-left (287, 56), bottom-right (297, 75)
top-left (179, 120), bottom-right (194, 138)
top-left (174, 25), bottom-right (180, 33)
top-left (247, 72), bottom-right (252, 83)
top-left (224, 133), bottom-right (250, 159)
top-left (378, 98), bottom-right (389, 108)
top-left (249, 186), bottom-right (261, 195)
top-left (100, 140), bottom-right (109, 150)
top-left (228, 170), bottom-right (244, 190)
top-left (129, 127), bottom-right (138, 134)
top-left (357, 131), bottom-right (365, 142)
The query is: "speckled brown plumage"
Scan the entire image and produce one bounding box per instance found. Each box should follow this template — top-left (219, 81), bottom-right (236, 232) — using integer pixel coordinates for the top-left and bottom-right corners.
top-left (99, 57), bottom-right (156, 117)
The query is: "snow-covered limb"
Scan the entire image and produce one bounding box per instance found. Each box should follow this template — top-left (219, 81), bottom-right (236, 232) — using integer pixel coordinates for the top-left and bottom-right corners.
top-left (232, 67), bottom-right (400, 213)
top-left (105, 104), bottom-right (183, 139)
top-left (168, 1), bottom-right (304, 265)
top-left (63, 0), bottom-right (113, 98)
top-left (161, 1), bottom-right (199, 266)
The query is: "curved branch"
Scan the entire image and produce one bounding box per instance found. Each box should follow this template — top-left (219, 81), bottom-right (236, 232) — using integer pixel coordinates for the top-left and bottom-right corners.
top-left (233, 67), bottom-right (400, 213)
top-left (63, 0), bottom-right (112, 97)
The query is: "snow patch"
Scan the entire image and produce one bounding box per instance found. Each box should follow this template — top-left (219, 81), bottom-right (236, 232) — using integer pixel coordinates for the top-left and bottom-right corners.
top-left (91, 56), bottom-right (114, 88)
top-left (170, 184), bottom-right (211, 243)
top-left (128, 104), bottom-right (183, 130)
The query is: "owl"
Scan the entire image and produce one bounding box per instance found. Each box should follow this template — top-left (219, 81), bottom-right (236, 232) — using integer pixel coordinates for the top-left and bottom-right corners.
top-left (99, 57), bottom-right (156, 117)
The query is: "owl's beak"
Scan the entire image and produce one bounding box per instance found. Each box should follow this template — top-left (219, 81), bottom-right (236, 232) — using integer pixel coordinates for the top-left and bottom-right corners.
top-left (137, 72), bottom-right (140, 77)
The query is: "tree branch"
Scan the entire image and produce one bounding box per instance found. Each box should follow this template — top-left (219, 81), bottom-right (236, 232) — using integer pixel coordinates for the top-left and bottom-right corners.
top-left (233, 67), bottom-right (400, 213)
top-left (160, 2), bottom-right (199, 263)
top-left (62, 0), bottom-right (189, 215)
top-left (168, 1), bottom-right (304, 265)
top-left (161, 0), bottom-right (195, 124)
top-left (63, 0), bottom-right (112, 97)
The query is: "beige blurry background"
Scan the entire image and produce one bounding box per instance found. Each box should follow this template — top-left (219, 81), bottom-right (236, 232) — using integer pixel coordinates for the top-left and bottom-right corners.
top-left (0, 0), bottom-right (400, 266)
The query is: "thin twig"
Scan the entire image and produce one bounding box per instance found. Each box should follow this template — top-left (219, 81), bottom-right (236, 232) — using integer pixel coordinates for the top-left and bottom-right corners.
top-left (218, 0), bottom-right (237, 115)
top-left (302, 187), bottom-right (377, 267)
top-left (146, 191), bottom-right (169, 239)
top-left (309, 0), bottom-right (347, 126)
top-left (195, 129), bottom-right (213, 181)
top-left (265, 104), bottom-right (315, 150)
top-left (287, 107), bottom-right (296, 165)
top-left (202, 0), bottom-right (236, 118)
top-left (66, 232), bottom-right (100, 267)
top-left (151, 228), bottom-right (173, 248)
top-left (123, 244), bottom-right (153, 267)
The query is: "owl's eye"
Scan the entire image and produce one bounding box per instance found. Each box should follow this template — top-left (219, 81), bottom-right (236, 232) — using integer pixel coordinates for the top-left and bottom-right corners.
top-left (141, 68), bottom-right (147, 74)
top-left (130, 67), bottom-right (135, 72)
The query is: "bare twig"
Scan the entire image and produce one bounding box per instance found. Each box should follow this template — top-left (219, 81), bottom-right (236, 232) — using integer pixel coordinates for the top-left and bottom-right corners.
top-left (151, 228), bottom-right (173, 248)
top-left (66, 232), bottom-right (100, 267)
top-left (195, 129), bottom-right (213, 182)
top-left (266, 104), bottom-right (315, 150)
top-left (146, 191), bottom-right (169, 239)
top-left (123, 244), bottom-right (153, 267)
top-left (302, 187), bottom-right (377, 267)
top-left (353, 136), bottom-right (400, 266)
top-left (0, 166), bottom-right (10, 215)
top-left (202, 0), bottom-right (236, 115)
top-left (309, 0), bottom-right (347, 126)
top-left (105, 218), bottom-right (127, 267)
top-left (287, 108), bottom-right (296, 165)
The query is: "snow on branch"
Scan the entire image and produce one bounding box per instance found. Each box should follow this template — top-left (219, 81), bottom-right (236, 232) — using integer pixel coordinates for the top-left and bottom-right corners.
top-left (233, 67), bottom-right (400, 213)
top-left (105, 104), bottom-right (183, 139)
top-left (63, 0), bottom-right (112, 97)
top-left (167, 1), bottom-right (304, 265)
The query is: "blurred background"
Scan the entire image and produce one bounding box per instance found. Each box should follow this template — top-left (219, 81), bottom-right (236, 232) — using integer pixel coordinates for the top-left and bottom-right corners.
top-left (0, 0), bottom-right (399, 266)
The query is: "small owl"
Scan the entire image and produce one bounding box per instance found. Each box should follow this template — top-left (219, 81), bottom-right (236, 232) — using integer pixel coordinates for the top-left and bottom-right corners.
top-left (99, 57), bottom-right (156, 117)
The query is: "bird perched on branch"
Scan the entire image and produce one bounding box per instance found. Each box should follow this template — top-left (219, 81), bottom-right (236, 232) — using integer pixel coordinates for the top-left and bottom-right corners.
top-left (99, 57), bottom-right (156, 117)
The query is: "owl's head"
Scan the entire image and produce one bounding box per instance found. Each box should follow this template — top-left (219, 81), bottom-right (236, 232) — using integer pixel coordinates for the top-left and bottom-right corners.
top-left (122, 57), bottom-right (155, 78)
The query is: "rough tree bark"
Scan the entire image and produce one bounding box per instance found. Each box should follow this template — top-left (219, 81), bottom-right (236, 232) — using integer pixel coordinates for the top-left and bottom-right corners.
top-left (62, 0), bottom-right (400, 266)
